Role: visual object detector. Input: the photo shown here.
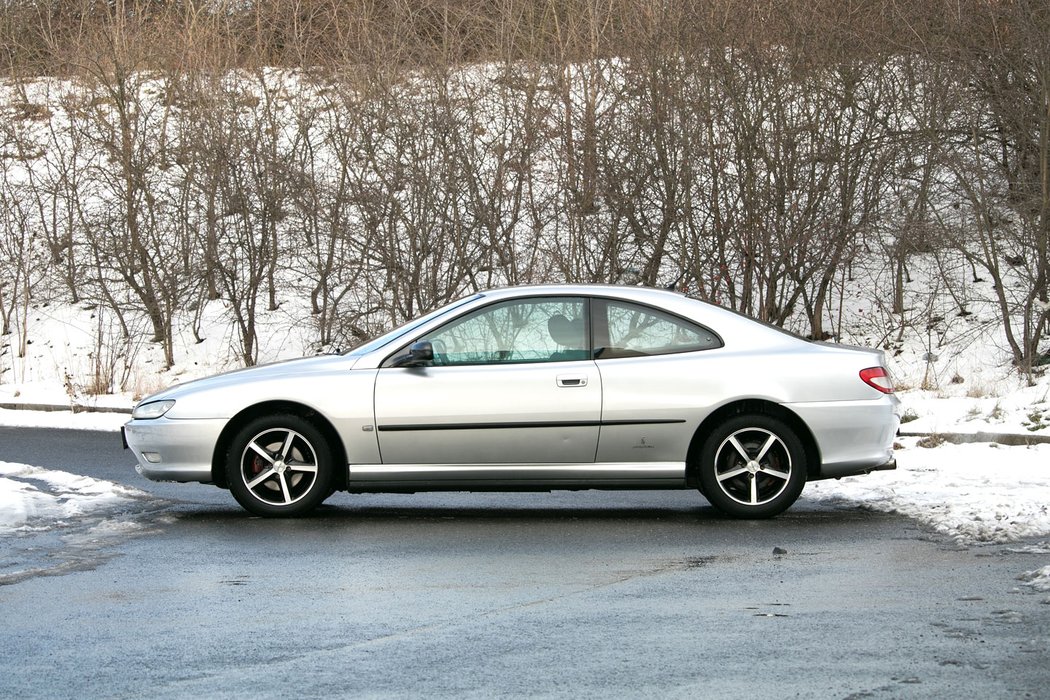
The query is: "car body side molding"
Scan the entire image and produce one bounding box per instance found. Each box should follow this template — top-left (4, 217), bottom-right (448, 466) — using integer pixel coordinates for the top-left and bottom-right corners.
top-left (377, 419), bottom-right (687, 431)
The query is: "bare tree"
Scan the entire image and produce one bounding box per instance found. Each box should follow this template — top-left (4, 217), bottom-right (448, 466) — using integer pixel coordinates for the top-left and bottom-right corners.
top-left (935, 0), bottom-right (1050, 376)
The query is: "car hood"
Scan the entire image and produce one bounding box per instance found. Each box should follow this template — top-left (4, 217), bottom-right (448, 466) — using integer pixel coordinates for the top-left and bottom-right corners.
top-left (142, 354), bottom-right (358, 404)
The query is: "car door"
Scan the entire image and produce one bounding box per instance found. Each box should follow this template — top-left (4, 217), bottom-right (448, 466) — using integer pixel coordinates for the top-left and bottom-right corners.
top-left (373, 296), bottom-right (601, 467)
top-left (591, 297), bottom-right (724, 463)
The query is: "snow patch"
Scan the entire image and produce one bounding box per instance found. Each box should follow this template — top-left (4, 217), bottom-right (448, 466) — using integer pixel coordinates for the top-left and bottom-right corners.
top-left (1017, 566), bottom-right (1050, 592)
top-left (806, 438), bottom-right (1050, 544)
top-left (0, 461), bottom-right (146, 531)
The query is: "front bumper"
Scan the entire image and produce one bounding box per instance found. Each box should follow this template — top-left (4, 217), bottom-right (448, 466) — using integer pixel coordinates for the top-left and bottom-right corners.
top-left (123, 416), bottom-right (227, 483)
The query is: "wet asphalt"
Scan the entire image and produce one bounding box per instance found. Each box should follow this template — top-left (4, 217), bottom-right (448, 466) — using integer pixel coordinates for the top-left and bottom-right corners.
top-left (0, 425), bottom-right (1048, 698)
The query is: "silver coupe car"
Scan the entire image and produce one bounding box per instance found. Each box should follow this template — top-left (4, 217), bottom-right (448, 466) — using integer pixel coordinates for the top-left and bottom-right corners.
top-left (124, 284), bottom-right (900, 518)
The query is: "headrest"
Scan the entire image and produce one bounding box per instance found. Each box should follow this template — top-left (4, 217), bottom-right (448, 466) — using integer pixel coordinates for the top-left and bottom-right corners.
top-left (548, 314), bottom-right (585, 347)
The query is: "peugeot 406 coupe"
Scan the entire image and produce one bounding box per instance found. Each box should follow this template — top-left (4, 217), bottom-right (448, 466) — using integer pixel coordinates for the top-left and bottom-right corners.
top-left (124, 284), bottom-right (900, 518)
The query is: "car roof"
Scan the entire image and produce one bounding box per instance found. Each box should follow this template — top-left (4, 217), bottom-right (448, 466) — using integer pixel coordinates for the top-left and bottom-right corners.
top-left (474, 284), bottom-right (799, 345)
top-left (477, 283), bottom-right (686, 304)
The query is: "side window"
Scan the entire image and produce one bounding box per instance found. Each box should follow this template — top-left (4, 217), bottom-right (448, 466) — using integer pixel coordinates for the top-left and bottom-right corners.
top-left (422, 297), bottom-right (588, 366)
top-left (597, 300), bottom-right (721, 358)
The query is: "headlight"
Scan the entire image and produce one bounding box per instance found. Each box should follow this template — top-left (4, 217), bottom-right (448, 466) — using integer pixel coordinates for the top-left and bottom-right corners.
top-left (133, 399), bottom-right (175, 420)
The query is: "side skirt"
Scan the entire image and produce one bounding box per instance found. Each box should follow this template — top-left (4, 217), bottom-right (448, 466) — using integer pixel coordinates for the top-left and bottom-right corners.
top-left (346, 462), bottom-right (687, 493)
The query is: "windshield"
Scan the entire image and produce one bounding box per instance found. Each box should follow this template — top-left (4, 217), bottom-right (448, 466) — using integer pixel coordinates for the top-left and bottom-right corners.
top-left (343, 294), bottom-right (484, 356)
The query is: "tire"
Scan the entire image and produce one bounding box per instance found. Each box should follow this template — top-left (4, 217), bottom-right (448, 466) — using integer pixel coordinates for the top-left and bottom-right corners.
top-left (697, 414), bottom-right (807, 519)
top-left (226, 414), bottom-right (334, 517)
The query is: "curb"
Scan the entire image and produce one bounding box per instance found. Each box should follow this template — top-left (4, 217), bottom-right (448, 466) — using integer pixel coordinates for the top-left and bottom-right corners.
top-left (0, 402), bottom-right (132, 415)
top-left (898, 431), bottom-right (1050, 446)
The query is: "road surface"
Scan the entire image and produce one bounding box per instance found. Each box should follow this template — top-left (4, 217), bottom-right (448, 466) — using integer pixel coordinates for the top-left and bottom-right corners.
top-left (1, 426), bottom-right (1048, 698)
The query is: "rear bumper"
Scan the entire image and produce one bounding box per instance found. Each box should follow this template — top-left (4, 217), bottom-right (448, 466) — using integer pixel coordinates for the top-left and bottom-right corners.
top-left (827, 456), bottom-right (897, 479)
top-left (786, 394), bottom-right (900, 481)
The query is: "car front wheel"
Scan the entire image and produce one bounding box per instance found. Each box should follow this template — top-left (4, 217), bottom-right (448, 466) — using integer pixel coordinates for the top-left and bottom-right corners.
top-left (697, 414), bottom-right (807, 519)
top-left (226, 414), bottom-right (334, 517)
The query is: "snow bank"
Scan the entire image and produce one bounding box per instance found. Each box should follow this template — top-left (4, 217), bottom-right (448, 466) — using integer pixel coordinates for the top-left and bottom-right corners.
top-left (0, 407), bottom-right (128, 432)
top-left (806, 437), bottom-right (1050, 544)
top-left (0, 461), bottom-right (145, 531)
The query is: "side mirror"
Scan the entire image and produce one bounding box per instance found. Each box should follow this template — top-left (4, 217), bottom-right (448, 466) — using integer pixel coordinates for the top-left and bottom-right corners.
top-left (391, 341), bottom-right (434, 368)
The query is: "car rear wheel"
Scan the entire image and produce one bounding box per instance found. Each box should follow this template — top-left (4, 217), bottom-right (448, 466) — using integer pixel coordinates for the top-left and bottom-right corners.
top-left (697, 414), bottom-right (807, 519)
top-left (227, 414), bottom-right (334, 517)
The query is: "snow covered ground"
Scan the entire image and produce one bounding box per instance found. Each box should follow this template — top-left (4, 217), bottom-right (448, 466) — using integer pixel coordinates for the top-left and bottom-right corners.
top-left (807, 436), bottom-right (1050, 544)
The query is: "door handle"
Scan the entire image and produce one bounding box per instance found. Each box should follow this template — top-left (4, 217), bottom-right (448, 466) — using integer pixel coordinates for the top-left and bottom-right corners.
top-left (556, 374), bottom-right (588, 387)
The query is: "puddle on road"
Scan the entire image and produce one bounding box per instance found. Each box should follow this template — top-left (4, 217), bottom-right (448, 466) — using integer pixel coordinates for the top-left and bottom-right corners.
top-left (0, 500), bottom-right (175, 585)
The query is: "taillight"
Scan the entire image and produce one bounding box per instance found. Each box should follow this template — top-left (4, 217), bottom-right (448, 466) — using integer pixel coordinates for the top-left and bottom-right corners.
top-left (860, 367), bottom-right (894, 394)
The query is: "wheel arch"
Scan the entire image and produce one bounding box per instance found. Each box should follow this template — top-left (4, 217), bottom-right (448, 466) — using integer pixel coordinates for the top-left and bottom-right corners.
top-left (211, 401), bottom-right (348, 491)
top-left (686, 399), bottom-right (821, 486)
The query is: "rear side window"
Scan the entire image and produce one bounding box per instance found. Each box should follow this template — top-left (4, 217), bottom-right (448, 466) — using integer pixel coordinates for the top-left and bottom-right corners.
top-left (595, 299), bottom-right (722, 359)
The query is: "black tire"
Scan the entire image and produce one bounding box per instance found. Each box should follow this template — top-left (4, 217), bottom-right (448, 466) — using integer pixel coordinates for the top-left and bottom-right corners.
top-left (697, 414), bottom-right (807, 519)
top-left (226, 414), bottom-right (334, 517)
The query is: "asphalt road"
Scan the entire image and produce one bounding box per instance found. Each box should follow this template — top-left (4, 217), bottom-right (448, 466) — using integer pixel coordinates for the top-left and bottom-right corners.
top-left (1, 426), bottom-right (1048, 698)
